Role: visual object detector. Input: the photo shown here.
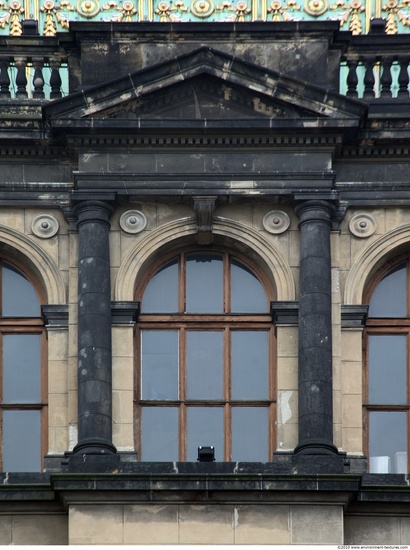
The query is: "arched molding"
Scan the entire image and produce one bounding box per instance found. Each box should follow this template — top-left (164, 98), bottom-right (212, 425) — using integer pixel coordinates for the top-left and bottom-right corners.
top-left (0, 225), bottom-right (66, 304)
top-left (115, 216), bottom-right (295, 302)
top-left (345, 223), bottom-right (410, 305)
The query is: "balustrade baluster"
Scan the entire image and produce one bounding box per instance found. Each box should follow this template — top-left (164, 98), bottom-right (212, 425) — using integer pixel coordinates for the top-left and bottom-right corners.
top-left (0, 60), bottom-right (11, 98)
top-left (32, 58), bottom-right (45, 99)
top-left (49, 57), bottom-right (62, 99)
top-left (14, 57), bottom-right (28, 98)
top-left (397, 58), bottom-right (409, 99)
top-left (363, 57), bottom-right (376, 100)
top-left (380, 57), bottom-right (393, 99)
top-left (346, 60), bottom-right (359, 98)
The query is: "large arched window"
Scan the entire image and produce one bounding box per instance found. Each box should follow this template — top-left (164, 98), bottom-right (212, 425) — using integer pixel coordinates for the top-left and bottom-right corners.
top-left (365, 257), bottom-right (410, 474)
top-left (0, 259), bottom-right (46, 472)
top-left (135, 249), bottom-right (275, 462)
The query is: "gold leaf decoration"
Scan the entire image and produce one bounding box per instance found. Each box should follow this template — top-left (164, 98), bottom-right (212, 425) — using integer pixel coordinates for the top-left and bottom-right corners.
top-left (382, 0), bottom-right (410, 34)
top-left (267, 0), bottom-right (300, 21)
top-left (216, 0), bottom-right (251, 20)
top-left (102, 0), bottom-right (137, 21)
top-left (330, 0), bottom-right (364, 34)
top-left (155, 0), bottom-right (187, 21)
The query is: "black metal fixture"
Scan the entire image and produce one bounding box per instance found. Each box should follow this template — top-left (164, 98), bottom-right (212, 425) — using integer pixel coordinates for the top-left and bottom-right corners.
top-left (197, 446), bottom-right (215, 462)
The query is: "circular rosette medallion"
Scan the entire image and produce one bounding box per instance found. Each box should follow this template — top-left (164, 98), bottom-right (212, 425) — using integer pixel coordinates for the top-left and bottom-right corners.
top-left (77, 0), bottom-right (101, 17)
top-left (119, 210), bottom-right (147, 234)
top-left (32, 215), bottom-right (59, 239)
top-left (304, 0), bottom-right (328, 15)
top-left (348, 213), bottom-right (376, 238)
top-left (263, 210), bottom-right (290, 234)
top-left (191, 0), bottom-right (215, 17)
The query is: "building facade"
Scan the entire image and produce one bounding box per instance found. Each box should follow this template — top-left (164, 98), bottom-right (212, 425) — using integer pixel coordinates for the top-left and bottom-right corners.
top-left (0, 13), bottom-right (410, 545)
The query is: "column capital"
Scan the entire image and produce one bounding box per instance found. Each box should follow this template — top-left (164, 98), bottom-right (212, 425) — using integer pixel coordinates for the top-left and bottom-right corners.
top-left (72, 198), bottom-right (115, 228)
top-left (294, 200), bottom-right (336, 227)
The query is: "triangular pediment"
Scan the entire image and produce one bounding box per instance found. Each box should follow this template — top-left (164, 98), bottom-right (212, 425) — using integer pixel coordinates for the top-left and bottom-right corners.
top-left (94, 74), bottom-right (316, 120)
top-left (44, 47), bottom-right (366, 127)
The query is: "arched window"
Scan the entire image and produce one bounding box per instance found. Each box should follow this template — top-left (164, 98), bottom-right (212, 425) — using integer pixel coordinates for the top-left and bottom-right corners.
top-left (135, 250), bottom-right (275, 462)
top-left (365, 257), bottom-right (410, 474)
top-left (0, 260), bottom-right (46, 472)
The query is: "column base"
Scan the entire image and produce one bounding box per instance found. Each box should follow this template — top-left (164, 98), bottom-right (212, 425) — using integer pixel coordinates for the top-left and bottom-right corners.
top-left (295, 439), bottom-right (339, 456)
top-left (73, 438), bottom-right (117, 455)
top-left (272, 450), bottom-right (349, 474)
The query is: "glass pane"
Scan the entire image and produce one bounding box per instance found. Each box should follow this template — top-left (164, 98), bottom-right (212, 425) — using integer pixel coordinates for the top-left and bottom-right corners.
top-left (3, 410), bottom-right (41, 471)
top-left (231, 331), bottom-right (268, 400)
top-left (369, 411), bottom-right (407, 473)
top-left (369, 263), bottom-right (407, 318)
top-left (231, 260), bottom-right (267, 313)
top-left (141, 331), bottom-right (178, 400)
top-left (368, 335), bottom-right (407, 404)
top-left (232, 407), bottom-right (268, 461)
top-left (186, 407), bottom-right (224, 461)
top-left (2, 264), bottom-right (39, 317)
top-left (3, 335), bottom-right (41, 403)
top-left (141, 407), bottom-right (178, 461)
top-left (186, 331), bottom-right (223, 400)
top-left (186, 253), bottom-right (223, 313)
top-left (142, 260), bottom-right (178, 313)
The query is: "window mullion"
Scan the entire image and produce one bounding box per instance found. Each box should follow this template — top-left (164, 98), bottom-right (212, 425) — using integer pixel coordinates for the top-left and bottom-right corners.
top-left (180, 327), bottom-right (186, 461)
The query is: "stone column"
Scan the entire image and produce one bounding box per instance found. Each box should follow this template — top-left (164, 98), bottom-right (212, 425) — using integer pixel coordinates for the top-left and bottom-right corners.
top-left (294, 200), bottom-right (338, 456)
top-left (73, 200), bottom-right (116, 454)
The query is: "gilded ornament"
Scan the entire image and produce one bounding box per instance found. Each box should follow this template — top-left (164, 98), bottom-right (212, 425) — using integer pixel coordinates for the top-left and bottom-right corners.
top-left (0, 0), bottom-right (24, 35)
top-left (40, 0), bottom-right (72, 36)
top-left (216, 0), bottom-right (250, 20)
top-left (103, 0), bottom-right (137, 21)
top-left (382, 0), bottom-right (410, 34)
top-left (304, 0), bottom-right (328, 15)
top-left (267, 0), bottom-right (300, 21)
top-left (330, 0), bottom-right (364, 34)
top-left (155, 0), bottom-right (187, 21)
top-left (191, 0), bottom-right (214, 17)
top-left (77, 0), bottom-right (100, 17)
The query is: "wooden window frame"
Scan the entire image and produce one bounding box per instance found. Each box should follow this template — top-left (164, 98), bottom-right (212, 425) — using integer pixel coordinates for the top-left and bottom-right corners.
top-left (364, 255), bottom-right (410, 473)
top-left (135, 249), bottom-right (276, 462)
top-left (0, 259), bottom-right (47, 471)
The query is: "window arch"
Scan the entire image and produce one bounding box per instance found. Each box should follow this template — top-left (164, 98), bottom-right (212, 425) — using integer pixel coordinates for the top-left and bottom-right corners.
top-left (364, 255), bottom-right (410, 474)
top-left (135, 249), bottom-right (275, 462)
top-left (0, 258), bottom-right (46, 472)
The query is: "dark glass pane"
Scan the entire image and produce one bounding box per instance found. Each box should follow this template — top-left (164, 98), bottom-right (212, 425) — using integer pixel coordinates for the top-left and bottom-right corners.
top-left (232, 407), bottom-right (268, 461)
top-left (368, 335), bottom-right (407, 405)
top-left (369, 411), bottom-right (407, 473)
top-left (186, 407), bottom-right (224, 461)
top-left (2, 264), bottom-right (39, 317)
top-left (186, 253), bottom-right (223, 313)
top-left (231, 260), bottom-right (267, 313)
top-left (3, 410), bottom-right (41, 471)
top-left (141, 331), bottom-right (178, 400)
top-left (369, 263), bottom-right (407, 318)
top-left (186, 331), bottom-right (223, 400)
top-left (3, 334), bottom-right (41, 403)
top-left (141, 407), bottom-right (178, 461)
top-left (231, 331), bottom-right (268, 400)
top-left (142, 260), bottom-right (178, 313)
